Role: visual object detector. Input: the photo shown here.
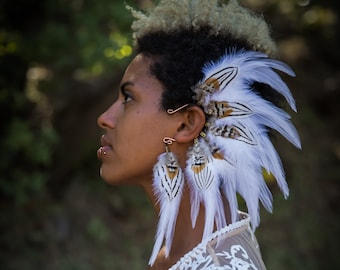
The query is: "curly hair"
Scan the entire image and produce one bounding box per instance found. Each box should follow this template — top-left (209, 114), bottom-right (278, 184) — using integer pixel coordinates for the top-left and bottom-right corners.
top-left (128, 0), bottom-right (279, 110)
top-left (136, 27), bottom-right (254, 109)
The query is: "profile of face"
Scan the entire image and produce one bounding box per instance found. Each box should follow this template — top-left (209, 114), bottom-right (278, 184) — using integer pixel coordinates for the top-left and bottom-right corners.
top-left (97, 54), bottom-right (181, 187)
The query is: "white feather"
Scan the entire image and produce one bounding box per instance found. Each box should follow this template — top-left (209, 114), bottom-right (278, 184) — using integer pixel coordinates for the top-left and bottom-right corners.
top-left (215, 157), bottom-right (239, 223)
top-left (150, 49), bottom-right (301, 264)
top-left (197, 49), bottom-right (302, 230)
top-left (185, 139), bottom-right (226, 240)
top-left (149, 152), bottom-right (184, 265)
top-left (202, 50), bottom-right (297, 111)
top-left (212, 89), bottom-right (301, 148)
top-left (257, 134), bottom-right (289, 198)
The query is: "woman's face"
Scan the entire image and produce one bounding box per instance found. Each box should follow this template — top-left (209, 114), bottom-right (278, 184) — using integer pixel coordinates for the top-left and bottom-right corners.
top-left (97, 54), bottom-right (177, 186)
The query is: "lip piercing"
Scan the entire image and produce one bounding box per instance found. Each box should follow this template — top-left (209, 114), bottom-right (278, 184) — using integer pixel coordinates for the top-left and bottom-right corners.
top-left (99, 147), bottom-right (107, 156)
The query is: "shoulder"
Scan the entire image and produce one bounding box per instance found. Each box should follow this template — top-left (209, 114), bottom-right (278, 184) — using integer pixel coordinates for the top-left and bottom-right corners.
top-left (169, 212), bottom-right (266, 270)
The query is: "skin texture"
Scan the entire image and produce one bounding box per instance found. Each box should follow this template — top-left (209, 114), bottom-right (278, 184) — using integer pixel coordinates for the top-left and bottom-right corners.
top-left (97, 54), bottom-right (178, 187)
top-left (97, 53), bottom-right (225, 269)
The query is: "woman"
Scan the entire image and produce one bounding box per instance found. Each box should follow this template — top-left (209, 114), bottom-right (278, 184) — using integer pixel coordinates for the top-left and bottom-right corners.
top-left (97, 0), bottom-right (301, 269)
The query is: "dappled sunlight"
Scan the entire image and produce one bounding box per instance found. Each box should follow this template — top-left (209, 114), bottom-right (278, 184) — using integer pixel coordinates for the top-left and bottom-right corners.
top-left (0, 30), bottom-right (18, 56)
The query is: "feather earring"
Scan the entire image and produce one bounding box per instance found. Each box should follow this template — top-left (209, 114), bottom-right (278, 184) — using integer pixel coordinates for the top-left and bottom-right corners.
top-left (185, 136), bottom-right (226, 241)
top-left (149, 137), bottom-right (184, 266)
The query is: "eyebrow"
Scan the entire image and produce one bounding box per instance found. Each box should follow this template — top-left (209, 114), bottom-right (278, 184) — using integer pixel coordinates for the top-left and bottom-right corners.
top-left (120, 81), bottom-right (134, 93)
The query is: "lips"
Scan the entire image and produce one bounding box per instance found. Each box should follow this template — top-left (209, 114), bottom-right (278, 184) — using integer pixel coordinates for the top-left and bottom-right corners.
top-left (97, 135), bottom-right (113, 160)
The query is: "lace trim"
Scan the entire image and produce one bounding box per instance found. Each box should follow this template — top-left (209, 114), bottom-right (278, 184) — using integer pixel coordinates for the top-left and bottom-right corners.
top-left (169, 212), bottom-right (251, 270)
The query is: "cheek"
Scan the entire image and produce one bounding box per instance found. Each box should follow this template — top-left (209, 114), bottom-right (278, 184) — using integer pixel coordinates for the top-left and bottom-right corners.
top-left (133, 131), bottom-right (165, 166)
top-left (134, 133), bottom-right (164, 160)
top-left (117, 119), bottom-right (161, 159)
top-left (120, 106), bottom-right (168, 157)
top-left (128, 110), bottom-right (164, 141)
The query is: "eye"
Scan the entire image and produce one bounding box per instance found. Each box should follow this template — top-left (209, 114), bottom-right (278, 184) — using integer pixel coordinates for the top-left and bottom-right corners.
top-left (120, 82), bottom-right (134, 104)
top-left (122, 91), bottom-right (133, 104)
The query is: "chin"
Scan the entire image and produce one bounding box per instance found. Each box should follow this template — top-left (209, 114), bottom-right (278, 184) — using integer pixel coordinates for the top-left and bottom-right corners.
top-left (99, 167), bottom-right (134, 186)
top-left (99, 163), bottom-right (153, 186)
top-left (99, 167), bottom-right (120, 185)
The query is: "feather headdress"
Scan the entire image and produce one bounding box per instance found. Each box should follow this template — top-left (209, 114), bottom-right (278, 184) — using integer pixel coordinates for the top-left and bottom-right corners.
top-left (149, 49), bottom-right (300, 265)
top-left (188, 49), bottom-right (301, 233)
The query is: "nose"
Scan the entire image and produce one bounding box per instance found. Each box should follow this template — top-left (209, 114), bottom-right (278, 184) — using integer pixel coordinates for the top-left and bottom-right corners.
top-left (97, 105), bottom-right (116, 129)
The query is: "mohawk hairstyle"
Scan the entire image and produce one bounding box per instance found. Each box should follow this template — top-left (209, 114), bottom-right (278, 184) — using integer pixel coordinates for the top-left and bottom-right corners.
top-left (128, 0), bottom-right (277, 56)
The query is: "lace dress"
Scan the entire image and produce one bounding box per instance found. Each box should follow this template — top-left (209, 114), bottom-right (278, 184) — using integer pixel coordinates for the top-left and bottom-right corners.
top-left (169, 213), bottom-right (266, 270)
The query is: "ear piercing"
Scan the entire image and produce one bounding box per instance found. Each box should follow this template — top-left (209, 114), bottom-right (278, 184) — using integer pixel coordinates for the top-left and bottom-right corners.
top-left (163, 137), bottom-right (176, 145)
top-left (167, 104), bottom-right (189, 114)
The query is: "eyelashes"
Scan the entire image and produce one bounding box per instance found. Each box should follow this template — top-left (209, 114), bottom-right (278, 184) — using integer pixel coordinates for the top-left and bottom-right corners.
top-left (120, 81), bottom-right (134, 104)
top-left (122, 90), bottom-right (133, 103)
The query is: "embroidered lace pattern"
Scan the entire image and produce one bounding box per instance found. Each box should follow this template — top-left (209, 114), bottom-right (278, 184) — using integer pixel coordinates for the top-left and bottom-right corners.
top-left (169, 213), bottom-right (266, 270)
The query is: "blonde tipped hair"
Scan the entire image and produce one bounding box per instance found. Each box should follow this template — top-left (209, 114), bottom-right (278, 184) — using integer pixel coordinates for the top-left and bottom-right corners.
top-left (127, 0), bottom-right (277, 56)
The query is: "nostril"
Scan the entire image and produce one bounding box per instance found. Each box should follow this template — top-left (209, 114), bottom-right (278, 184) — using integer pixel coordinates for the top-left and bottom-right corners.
top-left (97, 107), bottom-right (116, 129)
top-left (97, 102), bottom-right (118, 129)
top-left (97, 113), bottom-right (106, 128)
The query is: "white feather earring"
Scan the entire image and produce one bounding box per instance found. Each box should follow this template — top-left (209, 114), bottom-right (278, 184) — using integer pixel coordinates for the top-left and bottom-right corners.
top-left (185, 136), bottom-right (226, 240)
top-left (149, 137), bottom-right (184, 266)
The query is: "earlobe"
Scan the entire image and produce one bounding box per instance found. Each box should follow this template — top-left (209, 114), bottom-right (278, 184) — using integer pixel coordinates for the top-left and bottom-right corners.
top-left (175, 106), bottom-right (206, 143)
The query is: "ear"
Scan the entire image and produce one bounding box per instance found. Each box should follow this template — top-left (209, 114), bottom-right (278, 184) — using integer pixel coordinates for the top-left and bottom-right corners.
top-left (174, 106), bottom-right (206, 143)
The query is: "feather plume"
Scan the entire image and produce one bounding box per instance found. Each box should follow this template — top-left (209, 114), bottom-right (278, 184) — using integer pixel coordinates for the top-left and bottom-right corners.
top-left (191, 49), bottom-right (301, 231)
top-left (200, 50), bottom-right (297, 111)
top-left (149, 49), bottom-right (301, 265)
top-left (149, 151), bottom-right (184, 265)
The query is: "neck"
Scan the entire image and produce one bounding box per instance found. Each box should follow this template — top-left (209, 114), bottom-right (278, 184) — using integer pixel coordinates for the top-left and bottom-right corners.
top-left (143, 182), bottom-right (231, 270)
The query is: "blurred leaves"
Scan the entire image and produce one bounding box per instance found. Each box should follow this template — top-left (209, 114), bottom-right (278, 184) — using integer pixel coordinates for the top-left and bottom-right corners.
top-left (0, 0), bottom-right (137, 203)
top-left (0, 0), bottom-right (139, 268)
top-left (1, 118), bottom-right (57, 203)
top-left (86, 217), bottom-right (110, 244)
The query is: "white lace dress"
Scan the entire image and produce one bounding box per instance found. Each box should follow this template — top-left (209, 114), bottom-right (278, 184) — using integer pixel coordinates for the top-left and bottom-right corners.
top-left (169, 213), bottom-right (266, 270)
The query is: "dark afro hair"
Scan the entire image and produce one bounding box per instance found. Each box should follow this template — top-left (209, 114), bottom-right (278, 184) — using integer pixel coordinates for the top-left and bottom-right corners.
top-left (135, 26), bottom-right (253, 110)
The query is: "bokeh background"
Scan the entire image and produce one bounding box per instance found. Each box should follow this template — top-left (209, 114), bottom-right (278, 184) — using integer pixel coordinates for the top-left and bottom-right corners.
top-left (1, 0), bottom-right (339, 269)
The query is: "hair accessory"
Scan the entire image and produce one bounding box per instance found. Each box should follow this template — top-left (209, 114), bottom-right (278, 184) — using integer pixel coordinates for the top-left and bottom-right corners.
top-left (167, 104), bottom-right (189, 114)
top-left (188, 49), bottom-right (301, 233)
top-left (148, 49), bottom-right (301, 266)
top-left (150, 136), bottom-right (184, 265)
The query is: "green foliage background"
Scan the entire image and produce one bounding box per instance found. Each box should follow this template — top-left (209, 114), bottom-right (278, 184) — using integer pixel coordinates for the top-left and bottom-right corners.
top-left (0, 0), bottom-right (339, 269)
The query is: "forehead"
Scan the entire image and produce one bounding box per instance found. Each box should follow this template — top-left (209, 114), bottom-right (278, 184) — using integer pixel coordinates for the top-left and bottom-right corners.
top-left (123, 54), bottom-right (153, 79)
top-left (121, 54), bottom-right (165, 97)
